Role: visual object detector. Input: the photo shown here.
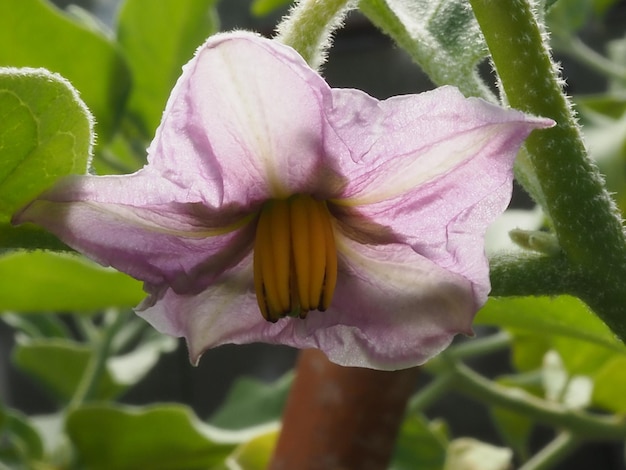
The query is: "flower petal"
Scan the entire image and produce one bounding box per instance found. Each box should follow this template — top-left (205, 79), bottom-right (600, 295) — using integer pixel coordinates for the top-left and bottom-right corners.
top-left (148, 31), bottom-right (335, 206)
top-left (140, 234), bottom-right (475, 370)
top-left (325, 86), bottom-right (552, 204)
top-left (325, 86), bottom-right (553, 293)
top-left (13, 171), bottom-right (255, 294)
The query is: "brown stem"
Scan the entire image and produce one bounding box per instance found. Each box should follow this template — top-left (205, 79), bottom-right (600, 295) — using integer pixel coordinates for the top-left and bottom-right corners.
top-left (269, 349), bottom-right (419, 470)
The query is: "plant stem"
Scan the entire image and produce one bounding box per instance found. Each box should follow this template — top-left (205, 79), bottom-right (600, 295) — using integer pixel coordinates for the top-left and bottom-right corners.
top-left (519, 431), bottom-right (579, 470)
top-left (68, 311), bottom-right (126, 409)
top-left (269, 349), bottom-right (419, 469)
top-left (489, 253), bottom-right (576, 297)
top-left (407, 373), bottom-right (453, 414)
top-left (440, 359), bottom-right (626, 440)
top-left (445, 331), bottom-right (511, 361)
top-left (275, 0), bottom-right (355, 69)
top-left (470, 0), bottom-right (626, 343)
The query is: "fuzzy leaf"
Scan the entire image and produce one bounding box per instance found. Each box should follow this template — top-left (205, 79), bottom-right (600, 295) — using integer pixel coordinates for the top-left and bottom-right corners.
top-left (0, 0), bottom-right (130, 143)
top-left (359, 0), bottom-right (492, 100)
top-left (0, 68), bottom-right (92, 223)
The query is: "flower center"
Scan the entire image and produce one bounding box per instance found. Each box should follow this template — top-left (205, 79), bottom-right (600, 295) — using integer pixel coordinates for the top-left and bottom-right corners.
top-left (253, 194), bottom-right (338, 322)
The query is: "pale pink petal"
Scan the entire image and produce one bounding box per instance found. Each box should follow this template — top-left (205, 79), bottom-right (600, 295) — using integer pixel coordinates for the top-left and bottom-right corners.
top-left (139, 234), bottom-right (475, 370)
top-left (325, 86), bottom-right (552, 204)
top-left (13, 171), bottom-right (255, 294)
top-left (149, 31), bottom-right (338, 207)
top-left (325, 86), bottom-right (554, 294)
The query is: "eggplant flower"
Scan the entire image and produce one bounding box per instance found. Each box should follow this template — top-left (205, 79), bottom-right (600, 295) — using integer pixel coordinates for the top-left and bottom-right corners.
top-left (14, 32), bottom-right (553, 370)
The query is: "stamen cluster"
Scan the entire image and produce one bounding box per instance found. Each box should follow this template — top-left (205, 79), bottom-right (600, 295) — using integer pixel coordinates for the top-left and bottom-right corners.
top-left (253, 194), bottom-right (337, 322)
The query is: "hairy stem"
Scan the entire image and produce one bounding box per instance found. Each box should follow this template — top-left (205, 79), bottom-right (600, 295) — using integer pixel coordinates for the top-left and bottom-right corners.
top-left (275, 0), bottom-right (355, 69)
top-left (471, 0), bottom-right (626, 342)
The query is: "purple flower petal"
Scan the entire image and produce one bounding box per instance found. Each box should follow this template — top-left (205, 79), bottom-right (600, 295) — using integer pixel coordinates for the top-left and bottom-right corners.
top-left (14, 170), bottom-right (255, 294)
top-left (148, 31), bottom-right (335, 206)
top-left (138, 231), bottom-right (474, 370)
top-left (325, 86), bottom-right (553, 297)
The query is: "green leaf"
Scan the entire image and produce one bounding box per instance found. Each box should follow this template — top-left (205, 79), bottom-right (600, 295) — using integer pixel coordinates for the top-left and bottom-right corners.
top-left (251, 0), bottom-right (292, 16)
top-left (391, 415), bottom-right (448, 470)
top-left (359, 0), bottom-right (493, 100)
top-left (475, 296), bottom-right (626, 354)
top-left (482, 297), bottom-right (626, 414)
top-left (0, 68), bottom-right (92, 223)
top-left (0, 0), bottom-right (130, 143)
top-left (592, 356), bottom-right (626, 413)
top-left (0, 404), bottom-right (45, 464)
top-left (509, 332), bottom-right (551, 373)
top-left (66, 404), bottom-right (238, 470)
top-left (116, 0), bottom-right (219, 138)
top-left (0, 251), bottom-right (144, 312)
top-left (13, 338), bottom-right (124, 403)
top-left (1, 313), bottom-right (71, 339)
top-left (490, 407), bottom-right (532, 462)
top-left (546, 0), bottom-right (593, 36)
top-left (209, 373), bottom-right (292, 430)
top-left (226, 428), bottom-right (279, 470)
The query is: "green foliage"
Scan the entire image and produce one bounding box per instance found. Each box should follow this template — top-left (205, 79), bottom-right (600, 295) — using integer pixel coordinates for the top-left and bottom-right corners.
top-left (390, 414), bottom-right (448, 470)
top-left (1, 313), bottom-right (71, 340)
top-left (0, 404), bottom-right (45, 468)
top-left (251, 0), bottom-right (293, 16)
top-left (0, 0), bottom-right (130, 143)
top-left (117, 0), bottom-right (219, 138)
top-left (209, 373), bottom-right (292, 430)
top-left (490, 406), bottom-right (533, 462)
top-left (545, 0), bottom-right (621, 36)
top-left (359, 0), bottom-right (493, 100)
top-left (477, 297), bottom-right (626, 414)
top-left (0, 68), bottom-right (92, 223)
top-left (0, 251), bottom-right (144, 312)
top-left (66, 404), bottom-right (237, 470)
top-left (13, 338), bottom-right (125, 403)
top-left (225, 428), bottom-right (279, 470)
top-left (476, 296), bottom-right (625, 353)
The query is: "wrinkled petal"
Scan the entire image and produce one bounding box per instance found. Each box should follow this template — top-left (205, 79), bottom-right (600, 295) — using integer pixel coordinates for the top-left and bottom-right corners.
top-left (139, 234), bottom-right (475, 370)
top-left (325, 86), bottom-right (553, 294)
top-left (325, 86), bottom-right (551, 204)
top-left (14, 170), bottom-right (255, 293)
top-left (149, 31), bottom-right (337, 207)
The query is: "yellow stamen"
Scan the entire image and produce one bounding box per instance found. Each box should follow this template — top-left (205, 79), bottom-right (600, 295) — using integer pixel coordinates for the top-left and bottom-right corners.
top-left (289, 196), bottom-right (311, 311)
top-left (255, 203), bottom-right (283, 320)
top-left (306, 197), bottom-right (327, 312)
top-left (269, 199), bottom-right (291, 312)
top-left (319, 201), bottom-right (337, 311)
top-left (253, 194), bottom-right (338, 322)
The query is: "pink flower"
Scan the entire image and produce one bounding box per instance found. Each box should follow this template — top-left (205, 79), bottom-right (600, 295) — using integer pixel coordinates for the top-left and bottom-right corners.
top-left (14, 32), bottom-right (552, 370)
